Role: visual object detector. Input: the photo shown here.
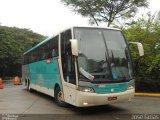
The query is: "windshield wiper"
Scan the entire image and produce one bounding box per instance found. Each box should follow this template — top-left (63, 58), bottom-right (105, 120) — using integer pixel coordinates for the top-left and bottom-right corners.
top-left (90, 79), bottom-right (118, 83)
top-left (118, 76), bottom-right (132, 81)
top-left (79, 78), bottom-right (92, 82)
top-left (90, 77), bottom-right (131, 83)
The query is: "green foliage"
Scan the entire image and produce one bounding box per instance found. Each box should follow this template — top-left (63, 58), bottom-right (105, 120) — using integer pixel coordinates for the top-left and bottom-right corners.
top-left (136, 80), bottom-right (160, 92)
top-left (0, 25), bottom-right (46, 77)
top-left (61, 0), bottom-right (149, 26)
top-left (123, 12), bottom-right (160, 85)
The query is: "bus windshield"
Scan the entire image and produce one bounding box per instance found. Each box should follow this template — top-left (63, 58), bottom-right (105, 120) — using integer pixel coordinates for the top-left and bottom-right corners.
top-left (74, 27), bottom-right (133, 84)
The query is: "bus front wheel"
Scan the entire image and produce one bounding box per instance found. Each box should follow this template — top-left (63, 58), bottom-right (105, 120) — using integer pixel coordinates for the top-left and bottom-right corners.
top-left (55, 87), bottom-right (68, 107)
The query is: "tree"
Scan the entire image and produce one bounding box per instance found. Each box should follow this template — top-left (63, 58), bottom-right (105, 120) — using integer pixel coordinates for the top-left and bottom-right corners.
top-left (0, 25), bottom-right (46, 78)
top-left (61, 0), bottom-right (148, 26)
top-left (123, 12), bottom-right (160, 80)
top-left (123, 12), bottom-right (160, 92)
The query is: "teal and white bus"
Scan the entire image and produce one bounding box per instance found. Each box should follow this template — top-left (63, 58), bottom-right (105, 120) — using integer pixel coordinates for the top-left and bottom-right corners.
top-left (22, 26), bottom-right (144, 107)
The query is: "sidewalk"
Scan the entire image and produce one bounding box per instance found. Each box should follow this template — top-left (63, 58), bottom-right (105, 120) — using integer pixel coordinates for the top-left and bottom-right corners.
top-left (135, 93), bottom-right (160, 97)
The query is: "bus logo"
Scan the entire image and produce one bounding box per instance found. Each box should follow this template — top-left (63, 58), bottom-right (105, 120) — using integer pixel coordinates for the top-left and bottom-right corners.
top-left (111, 88), bottom-right (114, 92)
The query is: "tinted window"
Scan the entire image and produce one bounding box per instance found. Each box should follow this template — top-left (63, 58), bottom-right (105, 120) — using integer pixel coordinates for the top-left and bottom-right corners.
top-left (61, 29), bottom-right (76, 84)
top-left (23, 35), bottom-right (59, 65)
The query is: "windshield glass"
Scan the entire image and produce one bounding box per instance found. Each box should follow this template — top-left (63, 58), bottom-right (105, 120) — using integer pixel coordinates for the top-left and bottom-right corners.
top-left (74, 27), bottom-right (133, 83)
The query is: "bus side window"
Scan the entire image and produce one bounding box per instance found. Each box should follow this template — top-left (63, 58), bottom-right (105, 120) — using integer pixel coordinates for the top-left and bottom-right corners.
top-left (41, 47), bottom-right (46, 60)
top-left (50, 36), bottom-right (59, 58)
top-left (52, 49), bottom-right (56, 57)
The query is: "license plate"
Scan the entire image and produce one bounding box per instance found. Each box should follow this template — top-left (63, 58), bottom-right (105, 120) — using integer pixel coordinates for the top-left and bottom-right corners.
top-left (108, 96), bottom-right (117, 101)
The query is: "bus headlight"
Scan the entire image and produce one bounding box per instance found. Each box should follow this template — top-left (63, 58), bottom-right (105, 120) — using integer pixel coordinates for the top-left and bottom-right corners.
top-left (127, 85), bottom-right (134, 90)
top-left (128, 80), bottom-right (135, 90)
top-left (78, 86), bottom-right (95, 93)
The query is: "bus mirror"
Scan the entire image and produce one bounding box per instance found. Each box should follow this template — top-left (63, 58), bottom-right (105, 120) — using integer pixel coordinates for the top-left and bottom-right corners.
top-left (70, 39), bottom-right (78, 56)
top-left (129, 42), bottom-right (144, 56)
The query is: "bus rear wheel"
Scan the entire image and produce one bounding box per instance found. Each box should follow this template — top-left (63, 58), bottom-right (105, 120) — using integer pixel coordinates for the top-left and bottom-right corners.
top-left (55, 87), bottom-right (68, 107)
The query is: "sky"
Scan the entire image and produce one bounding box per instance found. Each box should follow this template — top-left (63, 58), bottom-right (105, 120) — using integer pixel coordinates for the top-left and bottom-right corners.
top-left (0, 0), bottom-right (159, 37)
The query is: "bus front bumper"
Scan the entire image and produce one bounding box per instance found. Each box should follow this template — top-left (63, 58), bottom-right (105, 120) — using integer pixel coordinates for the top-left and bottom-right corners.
top-left (75, 89), bottom-right (134, 107)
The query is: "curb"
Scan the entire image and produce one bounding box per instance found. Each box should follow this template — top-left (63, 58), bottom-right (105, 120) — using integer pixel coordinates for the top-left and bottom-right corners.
top-left (3, 80), bottom-right (13, 81)
top-left (135, 93), bottom-right (160, 97)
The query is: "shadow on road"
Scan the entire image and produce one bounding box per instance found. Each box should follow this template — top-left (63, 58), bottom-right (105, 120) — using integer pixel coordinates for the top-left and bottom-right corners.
top-left (70, 105), bottom-right (127, 115)
top-left (23, 87), bottom-right (128, 115)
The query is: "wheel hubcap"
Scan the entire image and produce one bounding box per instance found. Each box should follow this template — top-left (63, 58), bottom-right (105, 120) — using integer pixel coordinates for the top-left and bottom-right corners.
top-left (58, 91), bottom-right (63, 102)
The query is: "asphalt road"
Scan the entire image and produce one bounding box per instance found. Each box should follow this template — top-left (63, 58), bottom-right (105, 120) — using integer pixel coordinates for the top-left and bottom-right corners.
top-left (0, 81), bottom-right (160, 120)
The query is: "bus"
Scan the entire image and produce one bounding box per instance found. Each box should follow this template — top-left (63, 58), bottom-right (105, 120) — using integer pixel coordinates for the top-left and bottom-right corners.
top-left (22, 26), bottom-right (144, 107)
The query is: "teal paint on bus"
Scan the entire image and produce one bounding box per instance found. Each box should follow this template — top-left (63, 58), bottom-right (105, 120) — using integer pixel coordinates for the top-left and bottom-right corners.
top-left (82, 81), bottom-right (134, 94)
top-left (93, 83), bottom-right (128, 94)
top-left (29, 58), bottom-right (62, 90)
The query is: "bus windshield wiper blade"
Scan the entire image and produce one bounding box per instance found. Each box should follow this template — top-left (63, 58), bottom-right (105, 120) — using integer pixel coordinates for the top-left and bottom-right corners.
top-left (116, 76), bottom-right (132, 81)
top-left (79, 78), bottom-right (91, 82)
top-left (91, 79), bottom-right (113, 83)
top-left (90, 77), bottom-right (131, 83)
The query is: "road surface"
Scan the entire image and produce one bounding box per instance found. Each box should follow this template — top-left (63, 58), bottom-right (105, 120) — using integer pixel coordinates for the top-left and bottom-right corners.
top-left (0, 81), bottom-right (159, 120)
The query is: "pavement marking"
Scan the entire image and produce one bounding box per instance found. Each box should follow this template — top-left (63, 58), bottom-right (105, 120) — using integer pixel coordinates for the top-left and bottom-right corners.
top-left (135, 93), bottom-right (160, 97)
top-left (22, 97), bottom-right (40, 114)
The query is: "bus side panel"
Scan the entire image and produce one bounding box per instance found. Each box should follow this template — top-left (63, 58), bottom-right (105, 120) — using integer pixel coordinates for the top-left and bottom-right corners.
top-left (29, 58), bottom-right (61, 95)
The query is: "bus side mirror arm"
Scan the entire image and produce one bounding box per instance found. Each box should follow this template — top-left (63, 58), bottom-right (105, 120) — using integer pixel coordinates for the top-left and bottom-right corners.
top-left (129, 42), bottom-right (144, 56)
top-left (70, 39), bottom-right (78, 56)
top-left (70, 39), bottom-right (79, 89)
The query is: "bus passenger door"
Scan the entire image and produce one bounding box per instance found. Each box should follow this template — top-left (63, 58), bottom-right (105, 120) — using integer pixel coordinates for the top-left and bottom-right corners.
top-left (61, 51), bottom-right (77, 105)
top-left (60, 30), bottom-right (77, 105)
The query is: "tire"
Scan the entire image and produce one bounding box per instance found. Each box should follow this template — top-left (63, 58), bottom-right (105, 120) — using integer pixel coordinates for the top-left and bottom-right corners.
top-left (54, 87), bottom-right (68, 107)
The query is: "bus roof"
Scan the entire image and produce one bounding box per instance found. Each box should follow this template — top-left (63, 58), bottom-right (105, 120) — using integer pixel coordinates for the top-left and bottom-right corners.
top-left (73, 26), bottom-right (120, 31)
top-left (23, 26), bottom-right (121, 55)
top-left (59, 26), bottom-right (120, 34)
